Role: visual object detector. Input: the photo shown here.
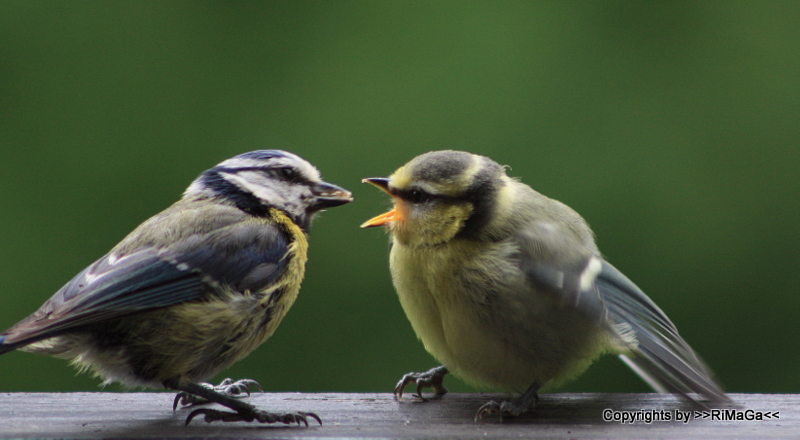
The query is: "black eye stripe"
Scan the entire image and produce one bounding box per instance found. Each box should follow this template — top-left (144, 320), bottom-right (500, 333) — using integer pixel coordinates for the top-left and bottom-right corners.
top-left (395, 188), bottom-right (460, 204)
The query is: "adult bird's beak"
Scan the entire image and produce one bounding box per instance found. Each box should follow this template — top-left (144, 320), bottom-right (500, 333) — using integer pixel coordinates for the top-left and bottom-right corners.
top-left (361, 177), bottom-right (399, 228)
top-left (311, 182), bottom-right (353, 210)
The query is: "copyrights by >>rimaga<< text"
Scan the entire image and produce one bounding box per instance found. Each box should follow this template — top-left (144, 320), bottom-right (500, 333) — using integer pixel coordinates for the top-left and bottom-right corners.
top-left (603, 408), bottom-right (780, 424)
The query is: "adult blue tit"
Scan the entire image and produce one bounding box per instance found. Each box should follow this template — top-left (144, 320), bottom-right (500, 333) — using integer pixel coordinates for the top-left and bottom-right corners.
top-left (361, 150), bottom-right (730, 421)
top-left (0, 150), bottom-right (351, 426)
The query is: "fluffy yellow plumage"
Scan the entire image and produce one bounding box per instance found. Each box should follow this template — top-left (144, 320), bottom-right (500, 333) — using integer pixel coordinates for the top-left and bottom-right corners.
top-left (363, 150), bottom-right (730, 420)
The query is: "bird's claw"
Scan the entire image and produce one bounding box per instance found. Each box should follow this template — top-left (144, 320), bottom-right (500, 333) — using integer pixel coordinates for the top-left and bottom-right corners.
top-left (185, 408), bottom-right (321, 426)
top-left (474, 387), bottom-right (539, 422)
top-left (215, 378), bottom-right (263, 397)
top-left (393, 366), bottom-right (448, 400)
top-left (474, 400), bottom-right (525, 422)
top-left (173, 378), bottom-right (263, 410)
top-left (173, 392), bottom-right (196, 410)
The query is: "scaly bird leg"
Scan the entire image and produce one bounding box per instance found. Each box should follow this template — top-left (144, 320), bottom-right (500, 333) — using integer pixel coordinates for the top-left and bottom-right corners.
top-left (394, 365), bottom-right (449, 400)
top-left (475, 382), bottom-right (540, 422)
top-left (170, 380), bottom-right (320, 426)
top-left (173, 378), bottom-right (262, 409)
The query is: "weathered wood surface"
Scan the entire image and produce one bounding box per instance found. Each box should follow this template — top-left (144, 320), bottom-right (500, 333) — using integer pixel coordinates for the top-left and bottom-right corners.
top-left (0, 392), bottom-right (795, 439)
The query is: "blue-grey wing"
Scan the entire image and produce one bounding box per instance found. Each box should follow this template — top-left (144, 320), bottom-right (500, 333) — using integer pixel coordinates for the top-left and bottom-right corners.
top-left (516, 228), bottom-right (729, 404)
top-left (0, 219), bottom-right (290, 351)
top-left (0, 249), bottom-right (202, 350)
top-left (168, 219), bottom-right (290, 294)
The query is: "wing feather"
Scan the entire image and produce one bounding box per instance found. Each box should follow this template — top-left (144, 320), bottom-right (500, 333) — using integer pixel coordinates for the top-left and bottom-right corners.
top-left (597, 261), bottom-right (729, 404)
top-left (0, 215), bottom-right (291, 353)
top-left (516, 223), bottom-right (729, 404)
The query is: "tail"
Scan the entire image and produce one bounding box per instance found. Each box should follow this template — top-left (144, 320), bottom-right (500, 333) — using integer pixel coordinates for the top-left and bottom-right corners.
top-left (618, 349), bottom-right (729, 406)
top-left (0, 334), bottom-right (16, 355)
top-left (597, 261), bottom-right (731, 405)
top-left (0, 333), bottom-right (30, 355)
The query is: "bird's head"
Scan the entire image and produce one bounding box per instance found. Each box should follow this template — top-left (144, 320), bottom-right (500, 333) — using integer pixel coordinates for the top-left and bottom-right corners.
top-left (186, 150), bottom-right (352, 231)
top-left (361, 150), bottom-right (510, 247)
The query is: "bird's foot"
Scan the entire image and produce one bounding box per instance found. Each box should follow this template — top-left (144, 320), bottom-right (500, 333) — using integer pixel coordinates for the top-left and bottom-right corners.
top-left (474, 384), bottom-right (539, 422)
top-left (173, 378), bottom-right (263, 409)
top-left (474, 400), bottom-right (529, 422)
top-left (186, 408), bottom-right (321, 426)
top-left (394, 365), bottom-right (449, 400)
top-left (173, 381), bottom-right (321, 426)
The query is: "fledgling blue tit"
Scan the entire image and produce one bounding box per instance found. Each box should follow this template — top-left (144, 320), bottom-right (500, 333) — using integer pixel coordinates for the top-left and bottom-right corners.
top-left (361, 150), bottom-right (731, 421)
top-left (0, 150), bottom-right (351, 426)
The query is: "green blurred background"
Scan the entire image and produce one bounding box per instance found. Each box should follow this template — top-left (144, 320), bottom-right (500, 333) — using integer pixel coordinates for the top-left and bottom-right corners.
top-left (0, 1), bottom-right (797, 395)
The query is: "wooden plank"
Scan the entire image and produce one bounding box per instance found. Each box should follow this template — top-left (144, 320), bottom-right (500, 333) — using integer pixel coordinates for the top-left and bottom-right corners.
top-left (0, 392), bottom-right (795, 439)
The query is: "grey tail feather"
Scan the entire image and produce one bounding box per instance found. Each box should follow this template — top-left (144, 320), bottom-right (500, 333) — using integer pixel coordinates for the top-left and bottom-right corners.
top-left (619, 350), bottom-right (732, 407)
top-left (0, 331), bottom-right (62, 356)
top-left (596, 260), bottom-right (732, 406)
top-left (619, 354), bottom-right (669, 393)
top-left (0, 334), bottom-right (11, 355)
top-left (0, 334), bottom-right (20, 355)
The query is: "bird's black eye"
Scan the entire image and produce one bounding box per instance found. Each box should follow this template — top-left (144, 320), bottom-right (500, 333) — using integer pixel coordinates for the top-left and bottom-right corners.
top-left (407, 189), bottom-right (429, 204)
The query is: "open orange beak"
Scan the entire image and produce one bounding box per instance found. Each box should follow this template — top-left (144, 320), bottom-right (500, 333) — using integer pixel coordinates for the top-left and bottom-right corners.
top-left (361, 208), bottom-right (397, 228)
top-left (361, 177), bottom-right (401, 228)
